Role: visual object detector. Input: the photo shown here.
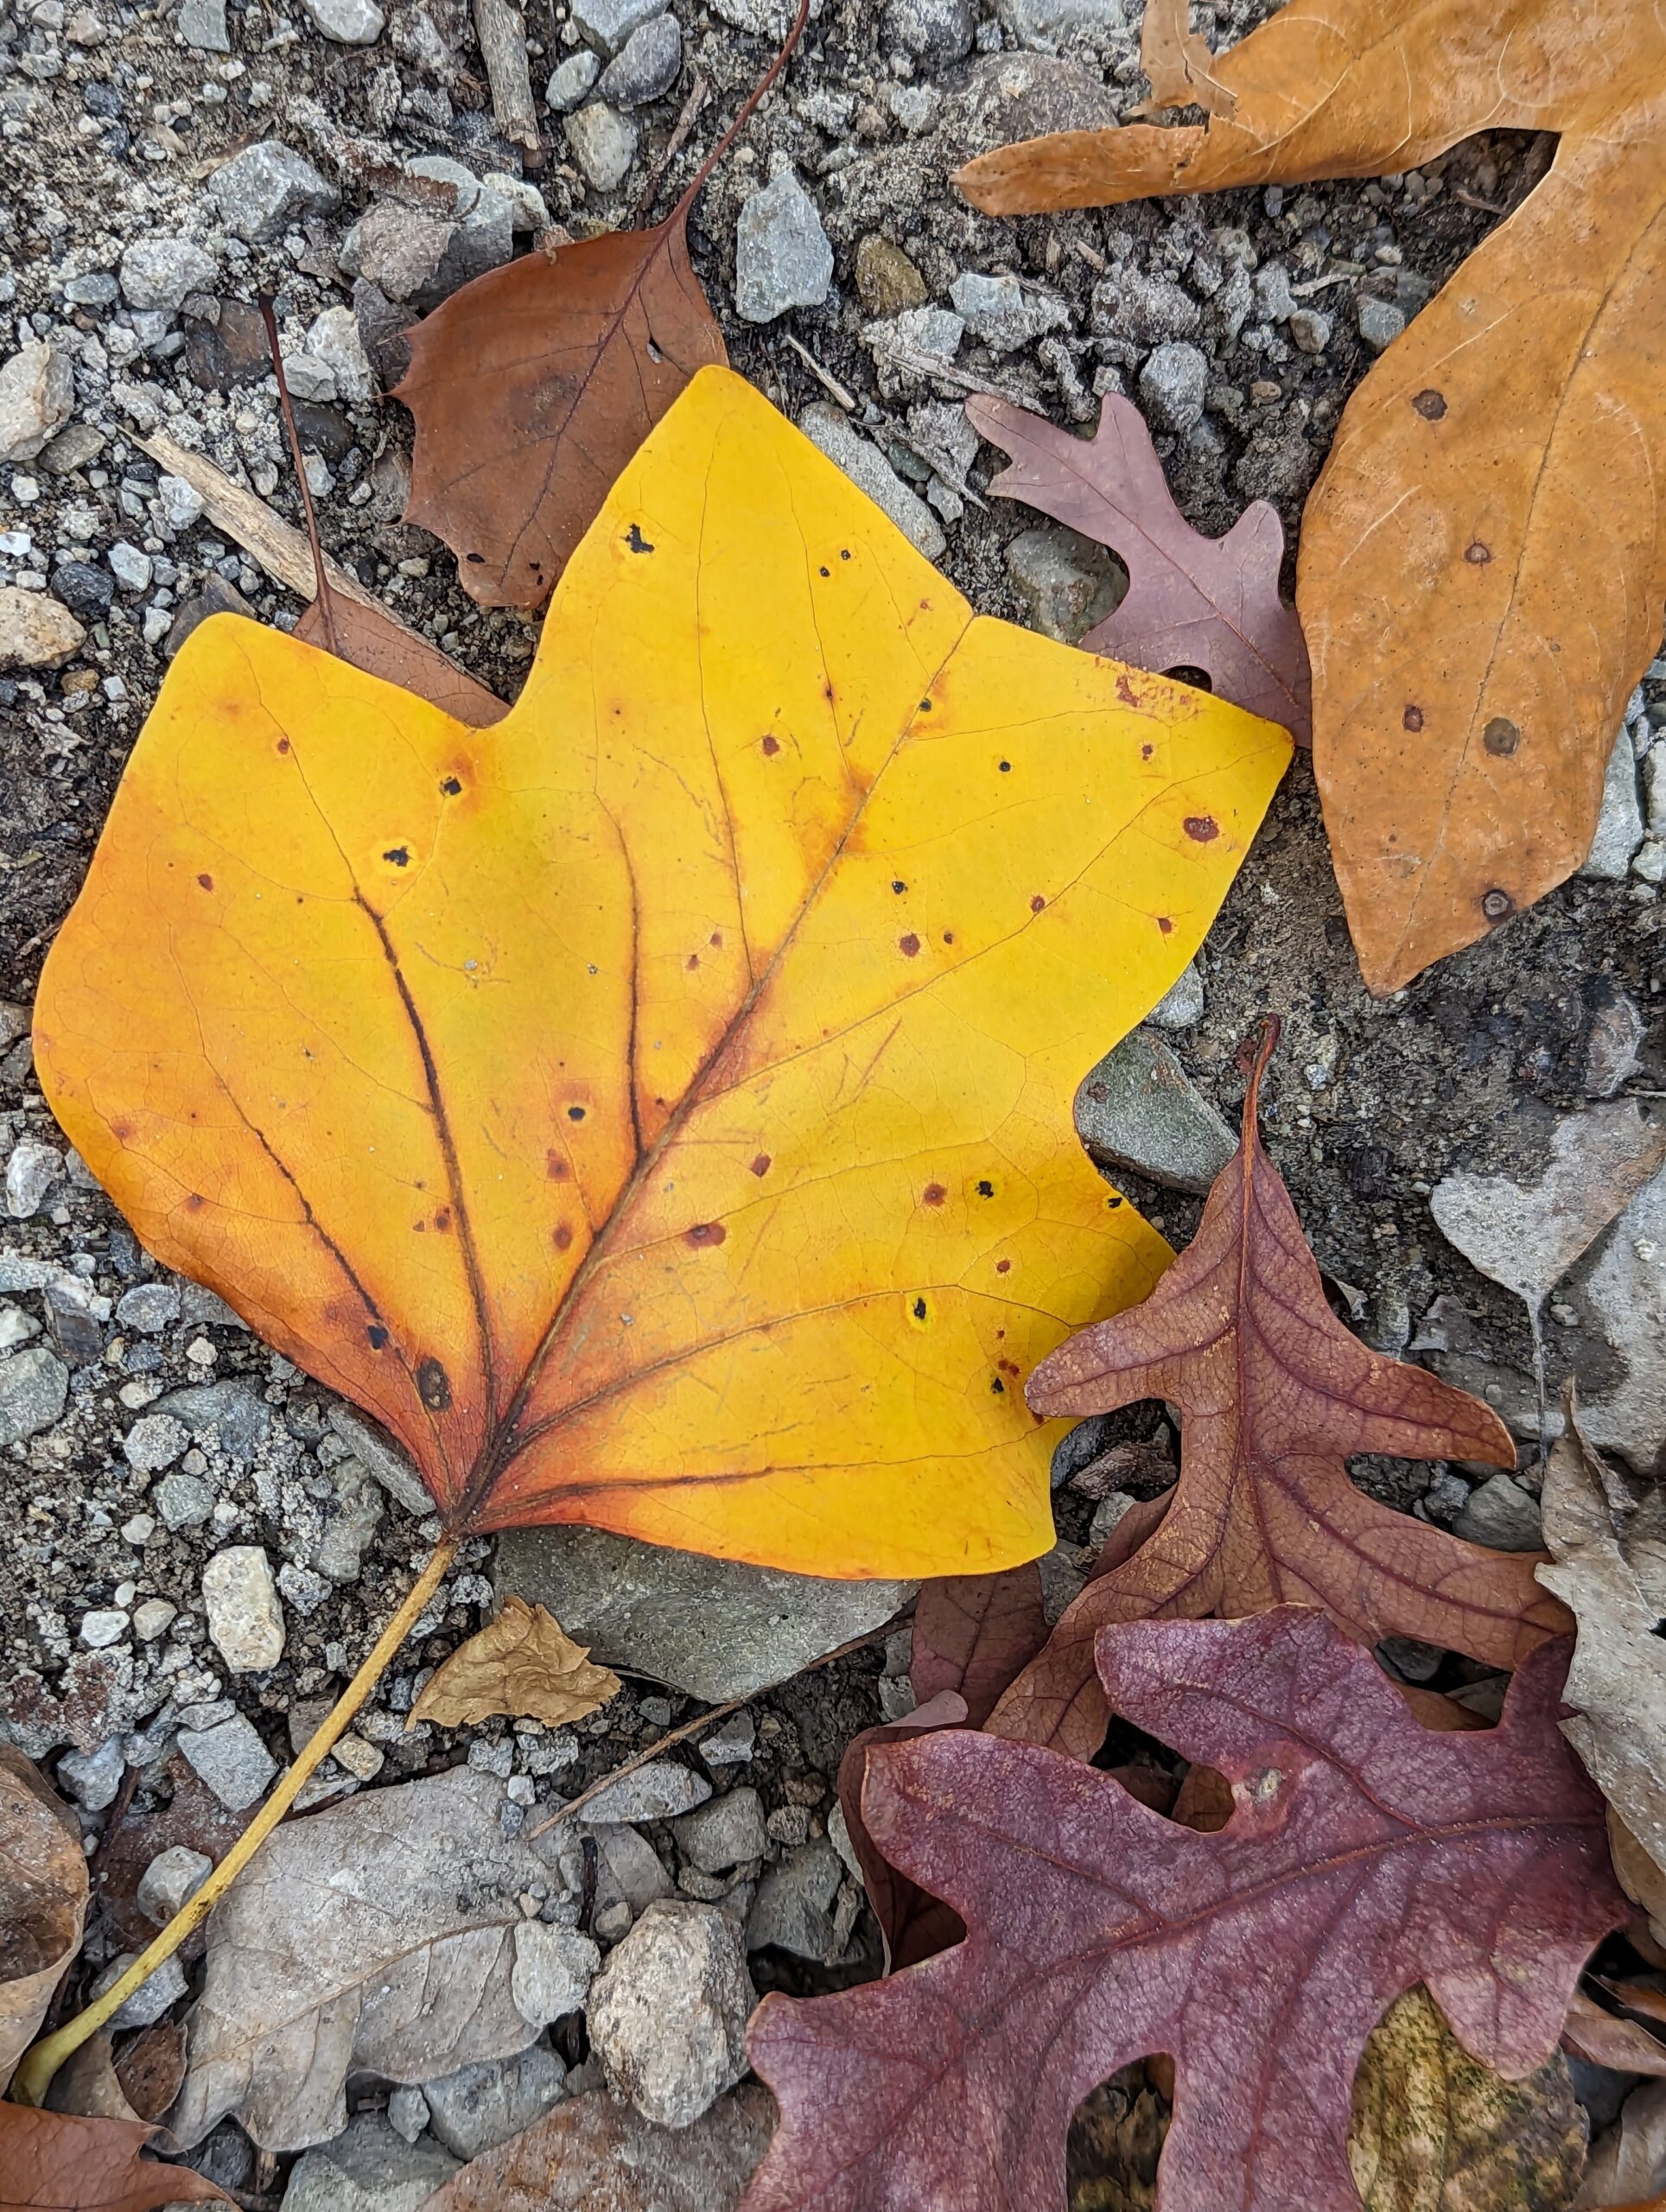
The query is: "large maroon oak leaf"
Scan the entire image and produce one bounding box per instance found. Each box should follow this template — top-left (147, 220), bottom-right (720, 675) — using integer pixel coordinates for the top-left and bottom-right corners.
top-left (742, 1609), bottom-right (1623, 2212)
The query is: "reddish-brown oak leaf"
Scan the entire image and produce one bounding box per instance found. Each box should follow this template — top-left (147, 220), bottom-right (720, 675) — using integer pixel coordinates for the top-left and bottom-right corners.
top-left (0, 2105), bottom-right (228, 2212)
top-left (909, 1564), bottom-right (1048, 1727)
top-left (836, 1690), bottom-right (970, 1973)
top-left (743, 1608), bottom-right (1625, 2212)
top-left (987, 1021), bottom-right (1567, 1759)
top-left (965, 393), bottom-right (1311, 743)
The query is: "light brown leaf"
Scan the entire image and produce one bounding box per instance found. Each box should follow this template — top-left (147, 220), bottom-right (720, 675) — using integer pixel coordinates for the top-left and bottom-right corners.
top-left (423, 2082), bottom-right (775, 2210)
top-left (0, 1746), bottom-right (88, 2085)
top-left (1581, 2082), bottom-right (1666, 2209)
top-left (0, 2104), bottom-right (228, 2212)
top-left (955, 0), bottom-right (1666, 994)
top-left (965, 392), bottom-right (1311, 741)
top-left (985, 1021), bottom-right (1567, 1761)
top-left (45, 2035), bottom-right (143, 2125)
top-left (397, 219), bottom-right (727, 610)
top-left (1128, 0), bottom-right (1237, 120)
top-left (1562, 1992), bottom-right (1666, 2080)
top-left (292, 597), bottom-right (506, 727)
top-left (411, 1598), bottom-right (621, 1729)
top-left (1349, 1985), bottom-right (1587, 2212)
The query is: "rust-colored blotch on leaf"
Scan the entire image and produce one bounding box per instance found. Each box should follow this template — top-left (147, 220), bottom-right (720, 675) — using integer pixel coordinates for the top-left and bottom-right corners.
top-left (34, 367), bottom-right (1289, 1580)
top-left (956, 0), bottom-right (1666, 993)
top-left (987, 1022), bottom-right (1570, 1759)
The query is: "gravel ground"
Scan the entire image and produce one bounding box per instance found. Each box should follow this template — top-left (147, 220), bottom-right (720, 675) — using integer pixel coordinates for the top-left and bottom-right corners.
top-left (1, 0), bottom-right (1663, 2195)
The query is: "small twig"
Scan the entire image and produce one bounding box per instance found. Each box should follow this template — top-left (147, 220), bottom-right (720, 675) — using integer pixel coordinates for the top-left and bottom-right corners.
top-left (529, 1611), bottom-right (906, 1841)
top-left (1453, 186), bottom-right (1510, 216)
top-left (471, 0), bottom-right (540, 153)
top-left (868, 340), bottom-right (1026, 402)
top-left (11, 1540), bottom-right (461, 2108)
top-left (258, 294), bottom-right (338, 657)
top-left (632, 71), bottom-right (711, 222)
top-left (781, 330), bottom-right (856, 410)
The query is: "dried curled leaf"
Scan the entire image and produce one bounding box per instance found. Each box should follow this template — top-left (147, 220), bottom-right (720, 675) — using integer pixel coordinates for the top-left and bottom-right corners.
top-left (987, 1024), bottom-right (1566, 1760)
top-left (966, 393), bottom-right (1310, 741)
top-left (1350, 1986), bottom-right (1587, 2212)
top-left (1128, 0), bottom-right (1237, 120)
top-left (36, 366), bottom-right (1289, 1579)
top-left (411, 1597), bottom-right (621, 1728)
top-left (743, 1611), bottom-right (1624, 2212)
top-left (1562, 1992), bottom-right (1666, 2080)
top-left (0, 1747), bottom-right (88, 2082)
top-left (957, 0), bottom-right (1666, 994)
top-left (397, 219), bottom-right (727, 610)
top-left (0, 2105), bottom-right (228, 2212)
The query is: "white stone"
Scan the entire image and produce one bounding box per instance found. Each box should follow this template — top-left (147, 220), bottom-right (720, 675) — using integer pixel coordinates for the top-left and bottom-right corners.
top-left (156, 474), bottom-right (207, 531)
top-left (1580, 732), bottom-right (1645, 881)
top-left (0, 587), bottom-right (84, 670)
top-left (80, 1608), bottom-right (130, 1649)
top-left (547, 48), bottom-right (601, 108)
top-left (308, 305), bottom-right (375, 401)
top-left (124, 1412), bottom-right (189, 1473)
top-left (133, 1597), bottom-right (177, 1640)
top-left (137, 1844), bottom-right (213, 1923)
top-left (208, 141), bottom-right (338, 244)
top-left (302, 0), bottom-right (385, 39)
top-left (734, 167), bottom-right (833, 323)
top-left (511, 1919), bottom-right (600, 2024)
top-left (108, 542), bottom-right (153, 592)
top-left (118, 239), bottom-right (218, 314)
top-left (202, 1544), bottom-right (286, 1673)
top-left (0, 342), bottom-right (73, 465)
top-left (179, 1711), bottom-right (277, 1809)
top-left (798, 403), bottom-right (945, 561)
top-left (6, 1138), bottom-right (63, 1218)
top-left (587, 1902), bottom-right (755, 2129)
top-left (564, 101), bottom-right (638, 192)
top-left (1148, 961), bottom-right (1205, 1028)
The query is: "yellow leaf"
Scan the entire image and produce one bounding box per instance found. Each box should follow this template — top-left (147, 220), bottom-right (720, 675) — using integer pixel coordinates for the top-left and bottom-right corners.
top-left (34, 366), bottom-right (1289, 1580)
top-left (410, 1598), bottom-right (620, 1728)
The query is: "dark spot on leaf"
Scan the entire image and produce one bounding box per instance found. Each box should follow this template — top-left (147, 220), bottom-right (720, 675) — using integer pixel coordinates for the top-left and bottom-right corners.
top-left (899, 932), bottom-right (921, 957)
top-left (998, 1359), bottom-right (1020, 1377)
top-left (686, 1221), bottom-right (727, 1247)
top-left (840, 549), bottom-right (850, 560)
top-left (466, 551), bottom-right (486, 563)
top-left (568, 1105), bottom-right (586, 1122)
top-left (1465, 542), bottom-right (1491, 565)
top-left (545, 1151), bottom-right (569, 1180)
top-left (761, 734), bottom-right (780, 755)
top-left (923, 1183), bottom-right (946, 1205)
top-left (1141, 743), bottom-right (1154, 760)
top-left (912, 1296), bottom-right (928, 1320)
top-left (750, 1154), bottom-right (771, 1177)
top-left (892, 880), bottom-right (907, 895)
top-left (686, 952), bottom-right (700, 970)
top-left (1030, 894), bottom-right (1046, 913)
top-left (554, 1223), bottom-right (574, 1251)
top-left (626, 524), bottom-right (654, 554)
top-left (185, 1193), bottom-right (204, 1211)
top-left (277, 737), bottom-right (290, 754)
top-left (709, 931), bottom-right (723, 949)
top-left (418, 1357), bottom-right (452, 1412)
top-left (1413, 389), bottom-right (1447, 420)
top-left (1183, 816), bottom-right (1219, 842)
top-left (1106, 1193), bottom-right (1123, 1208)
top-left (1481, 887), bottom-right (1514, 922)
top-left (366, 1325), bottom-right (388, 1349)
top-left (919, 698), bottom-right (932, 713)
top-left (197, 873), bottom-right (213, 891)
top-left (1403, 705), bottom-right (1424, 732)
top-left (995, 1257), bottom-right (1011, 1274)
top-left (442, 776), bottom-right (462, 795)
top-left (990, 1376), bottom-right (1005, 1395)
top-left (1157, 917), bottom-right (1173, 935)
top-left (998, 760), bottom-right (1011, 773)
top-left (433, 1206), bottom-right (452, 1232)
top-left (1483, 716), bottom-right (1520, 756)
top-left (384, 847), bottom-right (410, 868)
top-left (942, 931), bottom-right (954, 945)
top-left (819, 565), bottom-right (830, 578)
top-left (976, 1179), bottom-right (995, 1198)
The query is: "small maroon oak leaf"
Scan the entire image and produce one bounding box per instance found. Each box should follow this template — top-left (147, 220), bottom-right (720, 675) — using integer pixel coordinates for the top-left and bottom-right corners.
top-left (743, 1608), bottom-right (1624, 2212)
top-left (966, 391), bottom-right (1313, 742)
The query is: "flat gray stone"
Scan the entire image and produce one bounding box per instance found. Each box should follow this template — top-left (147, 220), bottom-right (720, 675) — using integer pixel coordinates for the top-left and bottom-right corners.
top-left (1452, 1473), bottom-right (1543, 1553)
top-left (564, 101), bottom-right (638, 192)
top-left (494, 1524), bottom-right (913, 1702)
top-left (947, 269), bottom-right (1065, 353)
top-left (570, 0), bottom-right (663, 52)
top-left (1005, 522), bottom-right (1120, 645)
top-left (1148, 961), bottom-right (1205, 1030)
top-left (510, 1920), bottom-right (599, 2024)
top-left (155, 1471), bottom-right (214, 1531)
top-left (1357, 295), bottom-right (1406, 353)
top-left (302, 0), bottom-right (385, 41)
top-left (581, 1757), bottom-right (711, 1826)
top-left (58, 1736), bottom-right (125, 1811)
top-left (0, 1345), bottom-right (67, 1446)
top-left (1075, 1030), bottom-right (1237, 1196)
top-left (327, 1404), bottom-right (431, 1516)
top-left (547, 48), bottom-right (601, 109)
top-left (281, 2113), bottom-right (460, 2212)
top-left (119, 239), bottom-right (218, 313)
top-left (207, 141), bottom-right (338, 244)
top-left (746, 1837), bottom-right (843, 1959)
top-left (1577, 1162), bottom-right (1666, 1474)
top-left (155, 1378), bottom-right (272, 1464)
top-left (116, 1281), bottom-right (181, 1333)
top-left (177, 0), bottom-right (230, 47)
top-left (674, 1788), bottom-right (767, 1873)
top-left (598, 10), bottom-right (681, 104)
top-left (0, 341), bottom-right (73, 465)
top-left (1580, 732), bottom-right (1645, 880)
top-left (735, 167), bottom-right (832, 323)
top-left (422, 2044), bottom-right (567, 2160)
top-left (593, 1823), bottom-right (676, 1921)
top-left (1139, 340), bottom-right (1208, 434)
top-left (179, 1712), bottom-right (277, 1810)
top-left (798, 402), bottom-right (945, 561)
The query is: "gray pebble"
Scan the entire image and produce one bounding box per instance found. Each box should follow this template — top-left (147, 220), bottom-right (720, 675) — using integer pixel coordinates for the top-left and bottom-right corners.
top-left (207, 141), bottom-right (338, 245)
top-left (137, 1844), bottom-right (213, 1923)
top-left (563, 102), bottom-right (639, 193)
top-left (598, 12), bottom-right (681, 105)
top-left (1356, 295), bottom-right (1406, 353)
top-left (1138, 340), bottom-right (1208, 433)
top-left (570, 0), bottom-right (664, 53)
top-left (547, 48), bottom-right (601, 110)
top-left (423, 2046), bottom-right (568, 2161)
top-left (734, 167), bottom-right (833, 323)
top-left (119, 239), bottom-right (218, 314)
top-left (177, 0), bottom-right (230, 48)
top-left (58, 1736), bottom-right (126, 1811)
top-left (1288, 307), bottom-right (1332, 354)
top-left (123, 1412), bottom-right (189, 1474)
top-left (798, 404), bottom-right (944, 561)
top-left (881, 0), bottom-right (973, 67)
top-left (154, 1470), bottom-right (215, 1531)
top-left (1075, 1029), bottom-right (1237, 1197)
top-left (179, 1712), bottom-right (277, 1810)
top-left (582, 1756), bottom-right (712, 1824)
top-left (0, 1346), bottom-right (69, 1448)
top-left (116, 1281), bottom-right (181, 1334)
top-left (674, 1787), bottom-right (768, 1873)
top-left (1452, 1473), bottom-right (1543, 1553)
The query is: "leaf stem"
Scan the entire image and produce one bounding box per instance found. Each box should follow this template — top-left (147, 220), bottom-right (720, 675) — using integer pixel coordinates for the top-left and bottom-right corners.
top-left (672, 0), bottom-right (811, 226)
top-left (10, 1536), bottom-right (460, 2109)
top-left (258, 292), bottom-right (339, 657)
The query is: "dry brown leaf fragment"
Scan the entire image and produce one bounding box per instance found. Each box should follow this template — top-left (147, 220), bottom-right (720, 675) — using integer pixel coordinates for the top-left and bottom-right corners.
top-left (0, 1747), bottom-right (89, 2084)
top-left (423, 2084), bottom-right (775, 2211)
top-left (0, 2104), bottom-right (229, 2212)
top-left (966, 391), bottom-right (1311, 741)
top-left (1128, 0), bottom-right (1237, 119)
top-left (411, 1597), bottom-right (621, 1729)
top-left (1349, 1985), bottom-right (1587, 2212)
top-left (292, 598), bottom-right (506, 726)
top-left (955, 0), bottom-right (1666, 995)
top-left (1562, 1992), bottom-right (1666, 2080)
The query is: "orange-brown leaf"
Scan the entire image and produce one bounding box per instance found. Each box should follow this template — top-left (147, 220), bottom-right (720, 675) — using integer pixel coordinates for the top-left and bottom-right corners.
top-left (1128, 0), bottom-right (1237, 120)
top-left (0, 2105), bottom-right (228, 2212)
top-left (410, 1596), bottom-right (620, 1728)
top-left (397, 218), bottom-right (727, 610)
top-left (988, 1021), bottom-right (1568, 1758)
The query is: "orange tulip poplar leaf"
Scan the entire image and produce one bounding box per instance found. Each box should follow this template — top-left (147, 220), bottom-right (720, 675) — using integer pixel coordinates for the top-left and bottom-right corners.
top-left (743, 1610), bottom-right (1625, 2212)
top-left (987, 1021), bottom-right (1567, 1759)
top-left (33, 367), bottom-right (1290, 1580)
top-left (966, 393), bottom-right (1311, 743)
top-left (0, 2106), bottom-right (228, 2212)
top-left (1128, 0), bottom-right (1237, 120)
top-left (397, 0), bottom-right (807, 610)
top-left (957, 0), bottom-right (1666, 994)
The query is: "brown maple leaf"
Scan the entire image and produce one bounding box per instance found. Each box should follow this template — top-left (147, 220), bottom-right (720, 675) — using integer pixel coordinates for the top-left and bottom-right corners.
top-left (0, 2105), bottom-right (227, 2212)
top-left (955, 0), bottom-right (1666, 994)
top-left (987, 1019), bottom-right (1568, 1760)
top-left (743, 1608), bottom-right (1625, 2212)
top-left (965, 393), bottom-right (1311, 742)
top-left (396, 2), bottom-right (808, 610)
